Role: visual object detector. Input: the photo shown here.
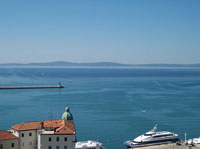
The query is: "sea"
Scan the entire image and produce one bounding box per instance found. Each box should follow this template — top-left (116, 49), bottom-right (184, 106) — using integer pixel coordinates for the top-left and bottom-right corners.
top-left (0, 67), bottom-right (200, 149)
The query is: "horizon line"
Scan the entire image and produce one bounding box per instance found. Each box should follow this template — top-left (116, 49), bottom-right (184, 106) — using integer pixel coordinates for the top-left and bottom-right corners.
top-left (0, 61), bottom-right (200, 65)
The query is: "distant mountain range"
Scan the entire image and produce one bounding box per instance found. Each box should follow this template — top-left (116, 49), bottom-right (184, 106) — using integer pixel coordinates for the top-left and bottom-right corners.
top-left (0, 61), bottom-right (200, 67)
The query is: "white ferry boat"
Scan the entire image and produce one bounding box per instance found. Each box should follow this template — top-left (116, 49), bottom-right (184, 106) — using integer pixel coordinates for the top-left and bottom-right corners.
top-left (75, 140), bottom-right (104, 149)
top-left (124, 124), bottom-right (180, 148)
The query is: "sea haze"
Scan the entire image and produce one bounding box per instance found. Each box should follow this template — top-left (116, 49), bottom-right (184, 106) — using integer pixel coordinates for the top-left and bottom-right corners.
top-left (0, 61), bottom-right (200, 67)
top-left (0, 67), bottom-right (200, 149)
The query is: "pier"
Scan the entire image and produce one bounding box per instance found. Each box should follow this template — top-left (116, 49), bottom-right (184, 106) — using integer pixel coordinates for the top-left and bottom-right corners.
top-left (0, 83), bottom-right (66, 89)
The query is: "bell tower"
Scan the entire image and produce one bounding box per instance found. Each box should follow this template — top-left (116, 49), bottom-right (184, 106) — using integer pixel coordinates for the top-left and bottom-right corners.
top-left (62, 107), bottom-right (73, 121)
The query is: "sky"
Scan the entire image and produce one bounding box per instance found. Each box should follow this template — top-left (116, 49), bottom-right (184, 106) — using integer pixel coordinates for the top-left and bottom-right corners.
top-left (0, 0), bottom-right (200, 64)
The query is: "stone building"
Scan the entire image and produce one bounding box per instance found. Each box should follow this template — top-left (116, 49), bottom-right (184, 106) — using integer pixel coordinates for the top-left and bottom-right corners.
top-left (0, 107), bottom-right (76, 149)
top-left (0, 130), bottom-right (18, 149)
top-left (10, 119), bottom-right (76, 149)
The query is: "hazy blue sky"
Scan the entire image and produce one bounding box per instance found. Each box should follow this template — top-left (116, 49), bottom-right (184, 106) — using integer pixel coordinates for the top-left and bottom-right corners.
top-left (0, 0), bottom-right (200, 64)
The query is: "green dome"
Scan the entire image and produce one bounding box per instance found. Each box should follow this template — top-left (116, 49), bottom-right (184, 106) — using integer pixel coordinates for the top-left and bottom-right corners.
top-left (62, 107), bottom-right (73, 121)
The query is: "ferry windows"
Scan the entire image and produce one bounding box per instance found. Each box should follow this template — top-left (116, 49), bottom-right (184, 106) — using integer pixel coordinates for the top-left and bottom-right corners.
top-left (48, 146), bottom-right (52, 149)
top-left (49, 137), bottom-right (52, 142)
top-left (144, 134), bottom-right (152, 136)
top-left (64, 137), bottom-right (67, 141)
top-left (64, 146), bottom-right (67, 149)
top-left (11, 143), bottom-right (14, 147)
top-left (22, 133), bottom-right (24, 137)
top-left (57, 137), bottom-right (59, 141)
top-left (29, 132), bottom-right (32, 136)
top-left (0, 144), bottom-right (3, 149)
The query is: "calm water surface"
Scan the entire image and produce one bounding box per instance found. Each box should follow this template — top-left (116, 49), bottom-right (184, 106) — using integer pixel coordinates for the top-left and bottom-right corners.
top-left (0, 67), bottom-right (200, 149)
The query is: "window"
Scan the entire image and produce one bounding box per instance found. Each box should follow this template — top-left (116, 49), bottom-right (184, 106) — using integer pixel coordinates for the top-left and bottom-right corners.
top-left (11, 143), bottom-right (15, 147)
top-left (0, 144), bottom-right (3, 149)
top-left (22, 143), bottom-right (24, 146)
top-left (49, 137), bottom-right (52, 142)
top-left (22, 133), bottom-right (24, 137)
top-left (48, 146), bottom-right (52, 149)
top-left (56, 146), bottom-right (59, 149)
top-left (64, 137), bottom-right (67, 141)
top-left (56, 137), bottom-right (59, 141)
top-left (64, 146), bottom-right (67, 149)
top-left (29, 141), bottom-right (32, 146)
top-left (29, 132), bottom-right (32, 136)
top-left (75, 137), bottom-right (77, 142)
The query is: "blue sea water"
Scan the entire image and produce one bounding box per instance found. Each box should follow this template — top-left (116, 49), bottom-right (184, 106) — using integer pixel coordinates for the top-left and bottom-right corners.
top-left (0, 67), bottom-right (200, 149)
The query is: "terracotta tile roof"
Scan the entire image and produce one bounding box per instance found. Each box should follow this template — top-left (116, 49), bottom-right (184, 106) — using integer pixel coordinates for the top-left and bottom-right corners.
top-left (55, 125), bottom-right (74, 134)
top-left (0, 130), bottom-right (18, 141)
top-left (11, 119), bottom-right (75, 135)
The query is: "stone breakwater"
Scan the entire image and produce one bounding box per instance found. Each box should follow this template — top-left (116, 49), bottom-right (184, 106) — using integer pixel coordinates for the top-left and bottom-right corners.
top-left (0, 85), bottom-right (66, 89)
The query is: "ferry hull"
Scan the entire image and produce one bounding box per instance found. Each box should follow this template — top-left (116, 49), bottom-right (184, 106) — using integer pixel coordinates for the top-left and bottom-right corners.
top-left (125, 138), bottom-right (180, 148)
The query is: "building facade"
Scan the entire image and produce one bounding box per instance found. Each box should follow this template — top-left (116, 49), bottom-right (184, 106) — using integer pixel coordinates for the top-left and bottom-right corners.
top-left (0, 130), bottom-right (18, 149)
top-left (9, 119), bottom-right (76, 149)
top-left (39, 133), bottom-right (75, 149)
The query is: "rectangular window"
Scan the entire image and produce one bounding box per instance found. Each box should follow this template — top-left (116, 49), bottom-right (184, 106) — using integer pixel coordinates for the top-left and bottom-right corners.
top-left (56, 137), bottom-right (59, 141)
top-left (11, 143), bottom-right (14, 147)
top-left (75, 137), bottom-right (77, 142)
top-left (29, 132), bottom-right (32, 136)
top-left (64, 137), bottom-right (67, 141)
top-left (64, 146), bottom-right (67, 149)
top-left (48, 146), bottom-right (52, 149)
top-left (0, 144), bottom-right (3, 149)
top-left (29, 141), bottom-right (32, 146)
top-left (49, 137), bottom-right (52, 142)
top-left (56, 146), bottom-right (59, 149)
top-left (22, 133), bottom-right (24, 137)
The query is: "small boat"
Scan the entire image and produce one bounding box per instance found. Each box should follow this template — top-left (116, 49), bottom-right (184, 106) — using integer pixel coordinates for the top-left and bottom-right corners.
top-left (75, 140), bottom-right (104, 149)
top-left (186, 139), bottom-right (194, 146)
top-left (124, 124), bottom-right (180, 148)
top-left (193, 137), bottom-right (200, 145)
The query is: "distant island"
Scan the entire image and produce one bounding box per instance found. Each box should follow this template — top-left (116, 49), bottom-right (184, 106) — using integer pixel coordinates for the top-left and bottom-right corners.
top-left (0, 61), bottom-right (200, 67)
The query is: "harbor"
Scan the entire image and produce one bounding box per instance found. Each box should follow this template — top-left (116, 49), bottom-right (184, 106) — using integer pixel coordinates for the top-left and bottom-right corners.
top-left (131, 143), bottom-right (200, 149)
top-left (1, 106), bottom-right (200, 149)
top-left (124, 124), bottom-right (200, 149)
top-left (0, 68), bottom-right (200, 149)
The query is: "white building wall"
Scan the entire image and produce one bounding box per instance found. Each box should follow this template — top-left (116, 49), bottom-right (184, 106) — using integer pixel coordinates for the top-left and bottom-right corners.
top-left (18, 130), bottom-right (37, 149)
top-left (10, 129), bottom-right (19, 137)
top-left (40, 134), bottom-right (76, 149)
top-left (0, 139), bottom-right (18, 149)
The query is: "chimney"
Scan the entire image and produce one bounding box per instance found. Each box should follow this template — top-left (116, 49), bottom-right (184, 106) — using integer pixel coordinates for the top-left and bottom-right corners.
top-left (40, 122), bottom-right (44, 129)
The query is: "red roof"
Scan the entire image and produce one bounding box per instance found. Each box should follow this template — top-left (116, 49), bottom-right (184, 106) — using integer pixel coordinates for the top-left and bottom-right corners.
top-left (11, 119), bottom-right (75, 135)
top-left (0, 130), bottom-right (18, 141)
